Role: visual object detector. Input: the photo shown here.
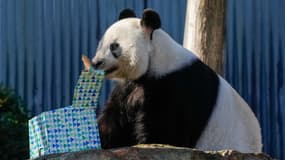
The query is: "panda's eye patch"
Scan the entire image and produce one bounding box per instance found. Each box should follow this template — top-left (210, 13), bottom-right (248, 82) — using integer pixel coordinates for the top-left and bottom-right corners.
top-left (110, 42), bottom-right (121, 58)
top-left (110, 42), bottom-right (120, 51)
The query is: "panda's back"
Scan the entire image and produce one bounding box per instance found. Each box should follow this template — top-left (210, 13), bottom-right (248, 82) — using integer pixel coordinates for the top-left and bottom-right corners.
top-left (130, 59), bottom-right (220, 147)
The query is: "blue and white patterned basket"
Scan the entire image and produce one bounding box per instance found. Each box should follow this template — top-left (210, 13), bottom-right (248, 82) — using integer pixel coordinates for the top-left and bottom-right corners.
top-left (29, 69), bottom-right (104, 159)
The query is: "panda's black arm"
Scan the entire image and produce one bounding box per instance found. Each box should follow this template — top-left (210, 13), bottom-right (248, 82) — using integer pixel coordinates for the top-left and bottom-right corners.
top-left (98, 105), bottom-right (134, 149)
top-left (98, 82), bottom-right (137, 149)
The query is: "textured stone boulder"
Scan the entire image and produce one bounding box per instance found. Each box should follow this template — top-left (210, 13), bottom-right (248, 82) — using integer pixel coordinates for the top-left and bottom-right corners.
top-left (35, 144), bottom-right (272, 160)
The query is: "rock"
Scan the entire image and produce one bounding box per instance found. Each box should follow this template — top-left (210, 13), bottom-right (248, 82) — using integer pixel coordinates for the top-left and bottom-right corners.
top-left (35, 144), bottom-right (272, 160)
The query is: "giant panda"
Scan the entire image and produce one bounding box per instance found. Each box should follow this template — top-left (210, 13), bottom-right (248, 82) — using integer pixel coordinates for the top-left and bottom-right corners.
top-left (92, 9), bottom-right (262, 152)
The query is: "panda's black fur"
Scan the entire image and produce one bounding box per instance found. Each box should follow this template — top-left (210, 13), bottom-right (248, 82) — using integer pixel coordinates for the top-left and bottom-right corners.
top-left (98, 59), bottom-right (219, 149)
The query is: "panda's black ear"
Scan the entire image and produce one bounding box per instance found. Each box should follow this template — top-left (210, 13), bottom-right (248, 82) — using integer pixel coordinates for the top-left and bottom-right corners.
top-left (141, 9), bottom-right (161, 30)
top-left (118, 8), bottom-right (136, 20)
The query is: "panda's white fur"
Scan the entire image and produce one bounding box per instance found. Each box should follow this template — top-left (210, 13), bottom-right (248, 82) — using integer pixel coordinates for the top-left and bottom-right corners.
top-left (146, 28), bottom-right (197, 77)
top-left (93, 15), bottom-right (262, 152)
top-left (196, 77), bottom-right (262, 152)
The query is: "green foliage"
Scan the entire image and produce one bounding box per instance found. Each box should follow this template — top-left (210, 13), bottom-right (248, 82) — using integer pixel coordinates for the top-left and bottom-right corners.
top-left (0, 84), bottom-right (30, 160)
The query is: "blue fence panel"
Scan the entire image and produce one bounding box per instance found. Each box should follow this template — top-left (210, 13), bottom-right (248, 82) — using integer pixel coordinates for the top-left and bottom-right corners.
top-left (226, 0), bottom-right (285, 159)
top-left (0, 0), bottom-right (284, 159)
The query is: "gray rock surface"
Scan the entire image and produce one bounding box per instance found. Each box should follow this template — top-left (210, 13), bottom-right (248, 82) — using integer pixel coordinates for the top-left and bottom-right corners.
top-left (35, 144), bottom-right (272, 160)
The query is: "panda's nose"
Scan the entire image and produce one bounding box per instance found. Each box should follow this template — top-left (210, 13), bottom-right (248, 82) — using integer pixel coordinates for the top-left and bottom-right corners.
top-left (92, 60), bottom-right (104, 69)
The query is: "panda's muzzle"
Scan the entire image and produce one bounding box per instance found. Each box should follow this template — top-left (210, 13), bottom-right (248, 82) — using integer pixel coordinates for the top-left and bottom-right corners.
top-left (92, 59), bottom-right (118, 75)
top-left (92, 60), bottom-right (104, 69)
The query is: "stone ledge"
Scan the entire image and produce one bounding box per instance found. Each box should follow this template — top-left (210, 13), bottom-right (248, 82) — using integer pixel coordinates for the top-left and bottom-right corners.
top-left (35, 144), bottom-right (272, 160)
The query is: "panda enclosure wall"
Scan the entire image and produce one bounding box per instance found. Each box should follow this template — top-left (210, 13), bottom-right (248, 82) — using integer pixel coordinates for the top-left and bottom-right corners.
top-left (0, 0), bottom-right (284, 159)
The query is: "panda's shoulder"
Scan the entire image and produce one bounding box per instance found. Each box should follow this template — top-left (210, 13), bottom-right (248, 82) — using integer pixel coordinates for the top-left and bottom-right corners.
top-left (157, 59), bottom-right (220, 105)
top-left (166, 59), bottom-right (219, 85)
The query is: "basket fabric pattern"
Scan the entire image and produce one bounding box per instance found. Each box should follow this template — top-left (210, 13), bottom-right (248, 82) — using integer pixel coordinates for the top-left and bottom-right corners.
top-left (72, 70), bottom-right (104, 108)
top-left (29, 69), bottom-right (104, 159)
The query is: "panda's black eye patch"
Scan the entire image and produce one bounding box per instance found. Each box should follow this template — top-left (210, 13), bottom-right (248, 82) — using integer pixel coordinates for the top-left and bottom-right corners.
top-left (110, 42), bottom-right (121, 58)
top-left (110, 42), bottom-right (120, 51)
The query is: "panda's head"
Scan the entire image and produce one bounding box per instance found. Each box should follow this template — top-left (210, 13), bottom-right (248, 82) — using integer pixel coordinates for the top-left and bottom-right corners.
top-left (92, 9), bottom-right (162, 81)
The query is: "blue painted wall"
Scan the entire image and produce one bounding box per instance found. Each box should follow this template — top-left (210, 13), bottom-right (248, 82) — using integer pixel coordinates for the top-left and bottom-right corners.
top-left (0, 0), bottom-right (284, 159)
